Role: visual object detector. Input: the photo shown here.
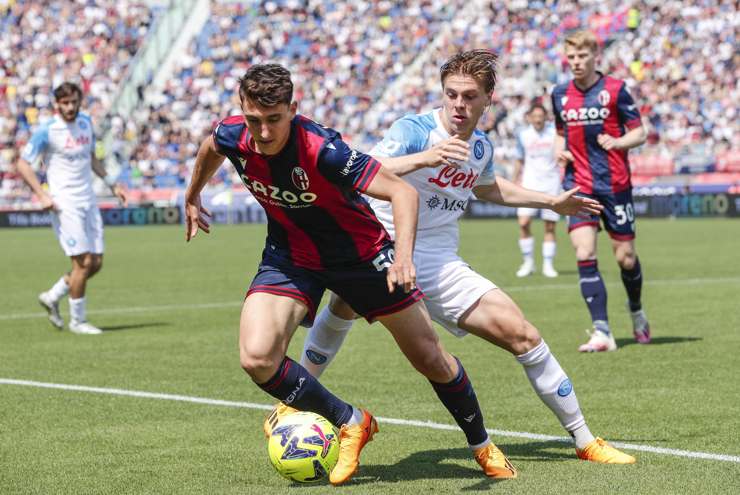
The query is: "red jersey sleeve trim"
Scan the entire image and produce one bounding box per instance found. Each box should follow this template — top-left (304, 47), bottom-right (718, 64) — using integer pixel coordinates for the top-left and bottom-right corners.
top-left (625, 118), bottom-right (642, 130)
top-left (354, 158), bottom-right (381, 193)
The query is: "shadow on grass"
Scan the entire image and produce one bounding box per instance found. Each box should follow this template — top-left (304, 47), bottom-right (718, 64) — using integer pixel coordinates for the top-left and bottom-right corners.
top-left (615, 336), bottom-right (702, 348)
top-left (99, 322), bottom-right (171, 332)
top-left (343, 442), bottom-right (572, 488)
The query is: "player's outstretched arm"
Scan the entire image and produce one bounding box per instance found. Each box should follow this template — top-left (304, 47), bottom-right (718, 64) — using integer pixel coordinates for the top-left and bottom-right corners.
top-left (597, 125), bottom-right (647, 151)
top-left (373, 135), bottom-right (469, 176)
top-left (473, 177), bottom-right (602, 217)
top-left (185, 135), bottom-right (223, 241)
top-left (15, 158), bottom-right (56, 210)
top-left (91, 154), bottom-right (128, 207)
top-left (363, 167), bottom-right (419, 293)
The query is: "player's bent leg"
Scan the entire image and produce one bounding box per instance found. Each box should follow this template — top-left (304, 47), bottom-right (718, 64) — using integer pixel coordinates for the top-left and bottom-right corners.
top-left (300, 293), bottom-right (357, 378)
top-left (542, 220), bottom-right (558, 278)
top-left (611, 238), bottom-right (651, 343)
top-left (242, 292), bottom-right (372, 484)
top-left (377, 302), bottom-right (516, 479)
top-left (458, 288), bottom-right (540, 355)
top-left (516, 214), bottom-right (535, 277)
top-left (87, 254), bottom-right (103, 279)
top-left (67, 254), bottom-right (102, 335)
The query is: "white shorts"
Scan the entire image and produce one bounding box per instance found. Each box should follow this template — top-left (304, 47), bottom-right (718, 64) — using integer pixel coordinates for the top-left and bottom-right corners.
top-left (517, 179), bottom-right (562, 222)
top-left (517, 206), bottom-right (561, 222)
top-left (51, 204), bottom-right (104, 256)
top-left (415, 249), bottom-right (497, 338)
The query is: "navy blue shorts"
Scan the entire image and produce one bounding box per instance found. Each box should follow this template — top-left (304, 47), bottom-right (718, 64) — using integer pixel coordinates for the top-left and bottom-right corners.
top-left (568, 188), bottom-right (636, 240)
top-left (247, 243), bottom-right (424, 326)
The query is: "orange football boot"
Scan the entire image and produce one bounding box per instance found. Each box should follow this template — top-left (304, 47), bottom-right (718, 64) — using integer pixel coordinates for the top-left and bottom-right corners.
top-left (473, 443), bottom-right (518, 478)
top-left (576, 437), bottom-right (636, 464)
top-left (329, 409), bottom-right (378, 485)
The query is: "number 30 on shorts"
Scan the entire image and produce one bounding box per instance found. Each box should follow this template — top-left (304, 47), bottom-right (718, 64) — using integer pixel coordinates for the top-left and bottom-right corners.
top-left (614, 203), bottom-right (635, 226)
top-left (372, 249), bottom-right (395, 272)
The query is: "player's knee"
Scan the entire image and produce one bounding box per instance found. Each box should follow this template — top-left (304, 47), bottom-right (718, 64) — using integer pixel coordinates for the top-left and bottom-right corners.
top-left (411, 345), bottom-right (454, 382)
top-left (575, 247), bottom-right (595, 261)
top-left (328, 294), bottom-right (356, 320)
top-left (239, 349), bottom-right (278, 382)
top-left (500, 313), bottom-right (540, 355)
top-left (617, 250), bottom-right (636, 269)
top-left (89, 257), bottom-right (103, 277)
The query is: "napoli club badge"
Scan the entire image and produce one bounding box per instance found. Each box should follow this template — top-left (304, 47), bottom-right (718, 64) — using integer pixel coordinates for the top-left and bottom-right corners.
top-left (473, 140), bottom-right (484, 160)
top-left (291, 167), bottom-right (310, 191)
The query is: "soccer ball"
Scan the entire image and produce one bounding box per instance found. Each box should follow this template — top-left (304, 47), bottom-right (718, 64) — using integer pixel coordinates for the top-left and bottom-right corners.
top-left (267, 411), bottom-right (339, 483)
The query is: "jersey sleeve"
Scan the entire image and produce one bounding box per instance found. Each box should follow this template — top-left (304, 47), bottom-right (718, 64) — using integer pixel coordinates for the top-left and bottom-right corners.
top-left (20, 123), bottom-right (50, 168)
top-left (514, 131), bottom-right (525, 160)
top-left (369, 116), bottom-right (429, 158)
top-left (318, 135), bottom-right (382, 193)
top-left (212, 119), bottom-right (240, 155)
top-left (475, 136), bottom-right (496, 186)
top-left (551, 92), bottom-right (565, 136)
top-left (616, 84), bottom-right (642, 130)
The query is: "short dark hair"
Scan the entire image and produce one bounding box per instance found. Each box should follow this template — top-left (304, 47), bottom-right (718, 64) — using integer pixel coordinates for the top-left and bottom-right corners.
top-left (53, 82), bottom-right (82, 101)
top-left (528, 102), bottom-right (547, 115)
top-left (238, 64), bottom-right (293, 107)
top-left (440, 49), bottom-right (498, 94)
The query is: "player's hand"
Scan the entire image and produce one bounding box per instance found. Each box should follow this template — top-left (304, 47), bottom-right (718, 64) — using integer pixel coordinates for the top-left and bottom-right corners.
top-left (185, 194), bottom-right (212, 241)
top-left (112, 184), bottom-right (128, 207)
top-left (597, 133), bottom-right (621, 151)
top-left (556, 150), bottom-right (574, 167)
top-left (386, 256), bottom-right (417, 294)
top-left (425, 135), bottom-right (469, 168)
top-left (551, 187), bottom-right (603, 217)
top-left (39, 193), bottom-right (59, 212)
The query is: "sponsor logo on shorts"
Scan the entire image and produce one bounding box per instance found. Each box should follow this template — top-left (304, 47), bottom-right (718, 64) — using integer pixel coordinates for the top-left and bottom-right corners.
top-left (305, 349), bottom-right (328, 365)
top-left (66, 238), bottom-right (76, 247)
top-left (557, 378), bottom-right (573, 397)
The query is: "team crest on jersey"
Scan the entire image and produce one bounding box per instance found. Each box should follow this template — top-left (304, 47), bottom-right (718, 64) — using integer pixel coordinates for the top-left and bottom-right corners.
top-left (291, 167), bottom-right (310, 190)
top-left (598, 90), bottom-right (610, 106)
top-left (561, 96), bottom-right (568, 106)
top-left (473, 140), bottom-right (484, 160)
top-left (78, 119), bottom-right (87, 130)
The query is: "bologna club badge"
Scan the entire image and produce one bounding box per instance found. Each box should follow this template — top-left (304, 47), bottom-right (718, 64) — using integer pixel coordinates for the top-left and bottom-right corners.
top-left (598, 90), bottom-right (610, 106)
top-left (291, 167), bottom-right (310, 191)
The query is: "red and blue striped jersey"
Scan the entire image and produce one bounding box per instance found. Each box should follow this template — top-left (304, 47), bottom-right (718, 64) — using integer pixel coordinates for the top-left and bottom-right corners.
top-left (551, 74), bottom-right (642, 194)
top-left (213, 114), bottom-right (390, 270)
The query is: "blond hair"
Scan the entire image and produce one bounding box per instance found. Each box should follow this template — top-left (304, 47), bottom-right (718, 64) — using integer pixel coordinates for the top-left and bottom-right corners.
top-left (440, 49), bottom-right (498, 94)
top-left (564, 30), bottom-right (599, 53)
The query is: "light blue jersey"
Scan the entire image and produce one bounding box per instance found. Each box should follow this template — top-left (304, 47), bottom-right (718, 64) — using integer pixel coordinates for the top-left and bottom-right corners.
top-left (369, 109), bottom-right (495, 250)
top-left (21, 113), bottom-right (96, 206)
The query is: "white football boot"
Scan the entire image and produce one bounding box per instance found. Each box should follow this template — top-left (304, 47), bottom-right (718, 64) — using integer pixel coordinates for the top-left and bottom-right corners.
top-left (69, 320), bottom-right (103, 335)
top-left (38, 291), bottom-right (64, 330)
top-left (516, 259), bottom-right (535, 278)
top-left (542, 263), bottom-right (559, 278)
top-left (578, 326), bottom-right (617, 352)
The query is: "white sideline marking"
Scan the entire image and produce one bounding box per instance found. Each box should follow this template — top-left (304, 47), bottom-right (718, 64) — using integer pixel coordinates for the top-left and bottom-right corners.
top-left (2, 378), bottom-right (738, 464)
top-left (4, 276), bottom-right (740, 322)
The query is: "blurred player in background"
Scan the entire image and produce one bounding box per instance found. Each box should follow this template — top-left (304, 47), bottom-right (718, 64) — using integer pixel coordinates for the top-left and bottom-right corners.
top-left (185, 64), bottom-right (520, 483)
top-left (301, 50), bottom-right (635, 465)
top-left (512, 102), bottom-right (561, 278)
top-left (552, 30), bottom-right (650, 352)
top-left (15, 82), bottom-right (127, 335)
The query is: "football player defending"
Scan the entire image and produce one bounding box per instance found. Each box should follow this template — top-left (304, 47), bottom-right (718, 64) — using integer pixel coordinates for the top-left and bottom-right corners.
top-left (300, 50), bottom-right (635, 465)
top-left (16, 82), bottom-right (127, 335)
top-left (186, 64), bottom-right (520, 484)
top-left (552, 31), bottom-right (650, 352)
top-left (512, 103), bottom-right (561, 278)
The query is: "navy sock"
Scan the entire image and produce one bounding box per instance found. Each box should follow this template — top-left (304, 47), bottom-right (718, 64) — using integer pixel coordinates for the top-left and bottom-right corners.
top-left (257, 357), bottom-right (353, 427)
top-left (577, 259), bottom-right (608, 324)
top-left (429, 357), bottom-right (488, 446)
top-left (621, 257), bottom-right (643, 312)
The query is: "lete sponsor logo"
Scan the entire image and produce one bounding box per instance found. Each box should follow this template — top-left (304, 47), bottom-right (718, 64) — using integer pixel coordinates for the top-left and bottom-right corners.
top-left (427, 165), bottom-right (479, 189)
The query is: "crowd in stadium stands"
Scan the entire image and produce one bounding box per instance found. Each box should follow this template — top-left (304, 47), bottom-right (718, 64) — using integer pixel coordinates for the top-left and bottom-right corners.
top-left (0, 0), bottom-right (158, 207)
top-left (1, 0), bottom-right (738, 205)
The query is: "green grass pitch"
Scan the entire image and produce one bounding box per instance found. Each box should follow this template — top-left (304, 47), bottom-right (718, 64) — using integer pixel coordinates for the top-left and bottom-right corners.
top-left (1, 218), bottom-right (739, 494)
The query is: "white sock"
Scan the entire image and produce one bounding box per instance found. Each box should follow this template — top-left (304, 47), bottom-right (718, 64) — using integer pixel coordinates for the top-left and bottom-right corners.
top-left (47, 276), bottom-right (69, 302)
top-left (300, 306), bottom-right (354, 378)
top-left (345, 406), bottom-right (365, 426)
top-left (542, 241), bottom-right (556, 267)
top-left (518, 237), bottom-right (534, 263)
top-left (69, 297), bottom-right (87, 323)
top-left (516, 340), bottom-right (594, 448)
